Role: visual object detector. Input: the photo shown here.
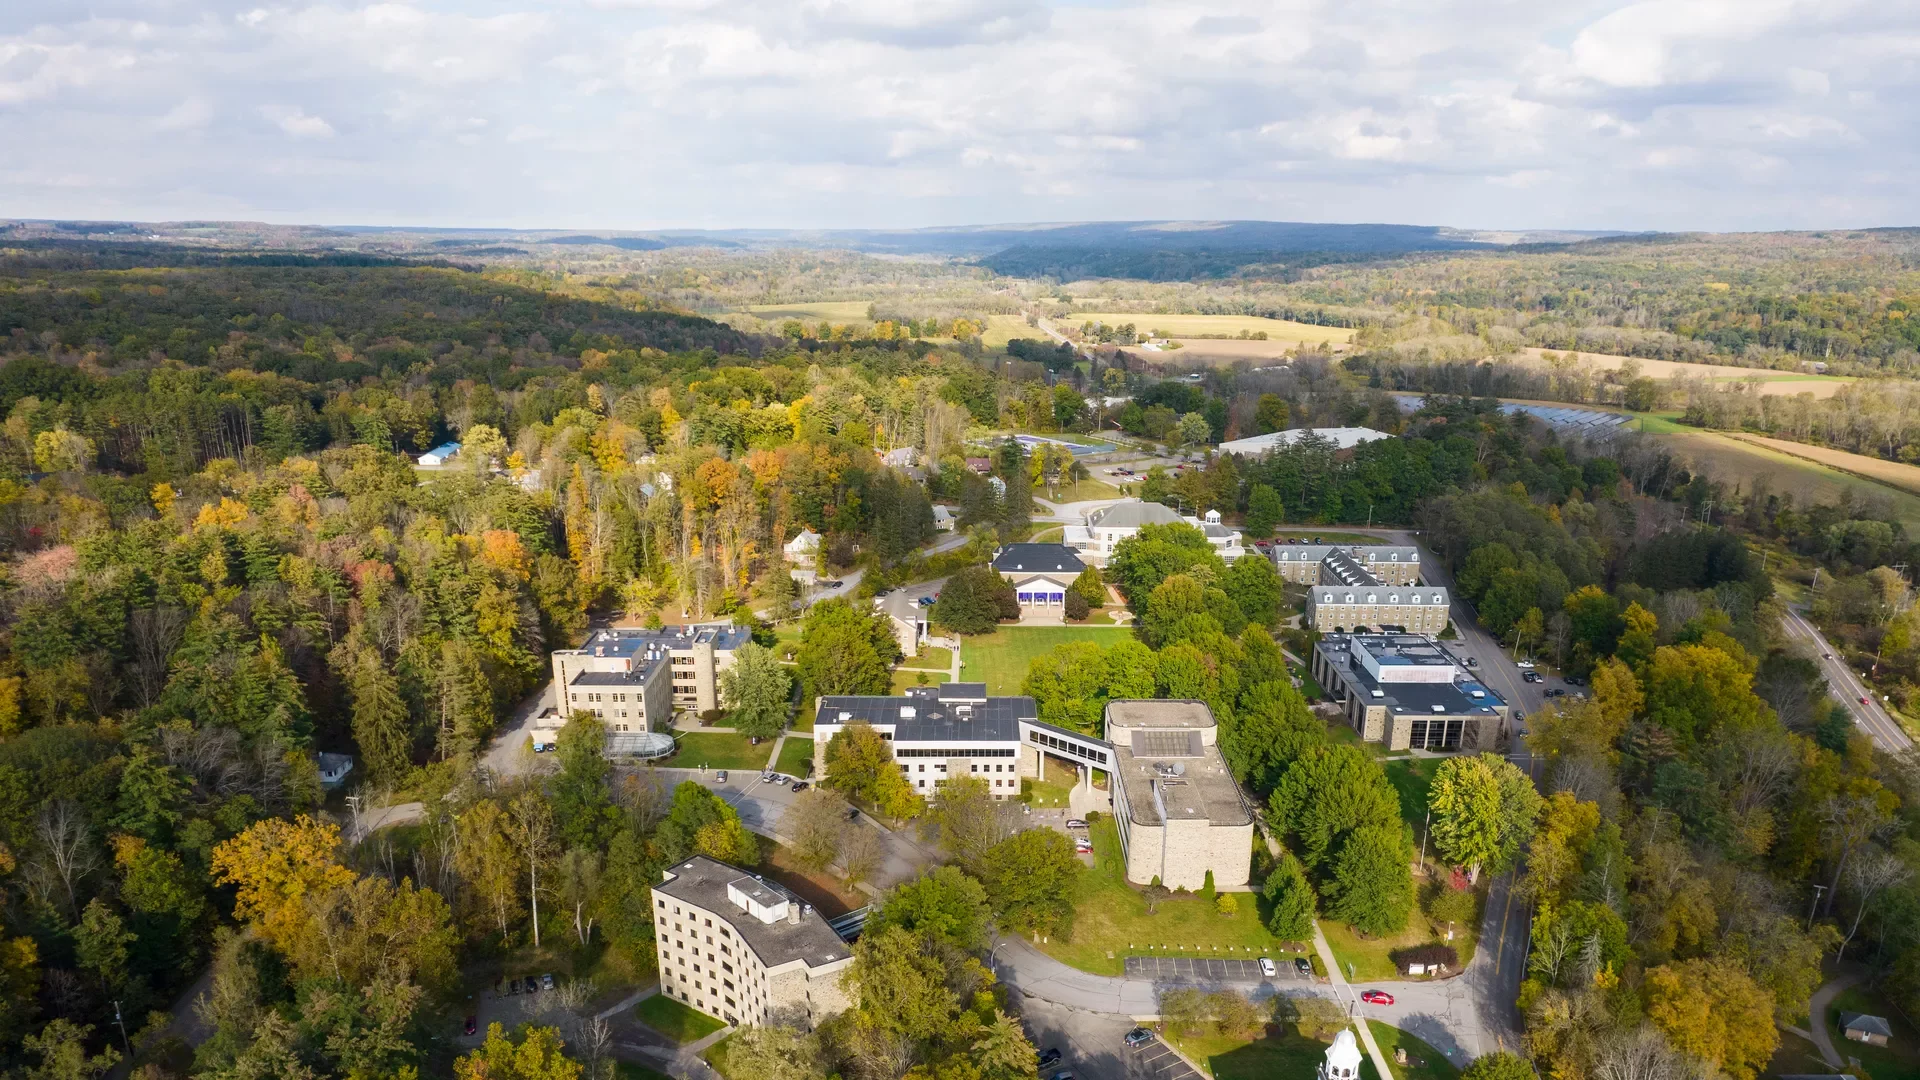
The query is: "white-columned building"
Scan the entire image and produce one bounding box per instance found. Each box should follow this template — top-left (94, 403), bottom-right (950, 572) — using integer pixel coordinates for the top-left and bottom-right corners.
top-left (1063, 499), bottom-right (1246, 566)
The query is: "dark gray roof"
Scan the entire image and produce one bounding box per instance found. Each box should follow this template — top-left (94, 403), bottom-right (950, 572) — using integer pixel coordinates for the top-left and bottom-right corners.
top-left (1317, 635), bottom-right (1506, 717)
top-left (1322, 548), bottom-right (1382, 587)
top-left (1841, 1014), bottom-right (1893, 1038)
top-left (816, 687), bottom-right (1035, 742)
top-left (1087, 500), bottom-right (1184, 529)
top-left (992, 544), bottom-right (1085, 574)
top-left (566, 623), bottom-right (751, 662)
top-left (572, 662), bottom-right (663, 686)
top-left (652, 856), bottom-right (851, 970)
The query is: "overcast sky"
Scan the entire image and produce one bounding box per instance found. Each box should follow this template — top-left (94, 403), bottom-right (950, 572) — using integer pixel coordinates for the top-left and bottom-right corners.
top-left (3, 0), bottom-right (1916, 232)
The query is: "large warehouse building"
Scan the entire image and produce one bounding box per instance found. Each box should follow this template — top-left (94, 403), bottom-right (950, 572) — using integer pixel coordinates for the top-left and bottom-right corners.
top-left (1311, 634), bottom-right (1508, 752)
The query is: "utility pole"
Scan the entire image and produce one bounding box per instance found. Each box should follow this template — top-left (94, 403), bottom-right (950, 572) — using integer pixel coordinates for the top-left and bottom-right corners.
top-left (1807, 884), bottom-right (1828, 930)
top-left (112, 1000), bottom-right (131, 1059)
top-left (1418, 809), bottom-right (1431, 874)
top-left (345, 794), bottom-right (363, 842)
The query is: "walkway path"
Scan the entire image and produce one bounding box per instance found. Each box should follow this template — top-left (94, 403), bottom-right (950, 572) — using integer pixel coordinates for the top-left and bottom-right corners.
top-left (1313, 924), bottom-right (1399, 1080)
top-left (1805, 973), bottom-right (1863, 1068)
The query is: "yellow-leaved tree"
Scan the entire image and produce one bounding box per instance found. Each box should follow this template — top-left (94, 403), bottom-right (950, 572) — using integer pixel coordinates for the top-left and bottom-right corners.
top-left (210, 814), bottom-right (355, 949)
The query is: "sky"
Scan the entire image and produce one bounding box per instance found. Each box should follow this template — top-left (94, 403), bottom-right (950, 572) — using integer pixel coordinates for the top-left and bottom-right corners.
top-left (2, 0), bottom-right (1917, 233)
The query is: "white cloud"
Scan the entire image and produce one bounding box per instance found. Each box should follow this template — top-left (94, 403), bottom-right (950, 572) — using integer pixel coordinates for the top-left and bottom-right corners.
top-left (262, 105), bottom-right (336, 138)
top-left (0, 0), bottom-right (1914, 230)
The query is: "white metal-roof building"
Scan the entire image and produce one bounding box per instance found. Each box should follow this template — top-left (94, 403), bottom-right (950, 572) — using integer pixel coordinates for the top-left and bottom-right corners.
top-left (1217, 427), bottom-right (1393, 456)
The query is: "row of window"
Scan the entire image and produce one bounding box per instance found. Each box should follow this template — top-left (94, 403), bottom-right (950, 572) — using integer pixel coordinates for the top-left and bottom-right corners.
top-left (1028, 729), bottom-right (1109, 767)
top-left (1316, 593), bottom-right (1446, 604)
top-left (895, 747), bottom-right (1016, 759)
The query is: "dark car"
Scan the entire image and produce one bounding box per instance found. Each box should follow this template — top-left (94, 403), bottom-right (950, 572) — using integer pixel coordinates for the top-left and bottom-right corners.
top-left (1564, 675), bottom-right (1586, 687)
top-left (507, 979), bottom-right (520, 996)
top-left (1294, 957), bottom-right (1313, 975)
top-left (847, 806), bottom-right (862, 821)
top-left (1544, 688), bottom-right (1566, 698)
top-left (524, 975), bottom-right (539, 994)
top-left (1124, 1027), bottom-right (1154, 1048)
top-left (464, 1015), bottom-right (477, 1036)
top-left (791, 781), bottom-right (809, 792)
top-left (1037, 1048), bottom-right (1062, 1067)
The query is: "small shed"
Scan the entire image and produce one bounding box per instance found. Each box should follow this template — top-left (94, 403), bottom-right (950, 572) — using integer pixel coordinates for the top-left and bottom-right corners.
top-left (315, 752), bottom-right (354, 790)
top-left (417, 442), bottom-right (461, 467)
top-left (1841, 1013), bottom-right (1892, 1047)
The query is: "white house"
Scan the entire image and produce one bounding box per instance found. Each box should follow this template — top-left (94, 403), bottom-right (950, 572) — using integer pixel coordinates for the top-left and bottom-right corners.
top-left (417, 442), bottom-right (461, 467)
top-left (931, 505), bottom-right (956, 532)
top-left (1063, 499), bottom-right (1246, 566)
top-left (784, 529), bottom-right (822, 564)
top-left (315, 752), bottom-right (354, 790)
top-left (881, 447), bottom-right (919, 468)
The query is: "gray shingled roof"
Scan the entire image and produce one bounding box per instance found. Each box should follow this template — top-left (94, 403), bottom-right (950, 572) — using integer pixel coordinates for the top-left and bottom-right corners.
top-left (1087, 500), bottom-right (1184, 529)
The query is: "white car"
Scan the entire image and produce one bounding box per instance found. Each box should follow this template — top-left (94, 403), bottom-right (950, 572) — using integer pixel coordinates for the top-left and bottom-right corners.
top-left (1259, 957), bottom-right (1277, 978)
top-left (1516, 659), bottom-right (1535, 669)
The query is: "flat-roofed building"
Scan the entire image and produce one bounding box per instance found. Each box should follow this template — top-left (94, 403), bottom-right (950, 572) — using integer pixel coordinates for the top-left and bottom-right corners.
top-left (652, 856), bottom-right (852, 1029)
top-left (1311, 634), bottom-right (1507, 752)
top-left (811, 684), bottom-right (1113, 799)
top-left (1104, 700), bottom-right (1253, 890)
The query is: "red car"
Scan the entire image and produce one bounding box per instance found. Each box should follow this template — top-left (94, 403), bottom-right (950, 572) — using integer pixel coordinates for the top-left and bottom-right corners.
top-left (1861, 696), bottom-right (1870, 705)
top-left (1360, 990), bottom-right (1395, 1006)
top-left (464, 1015), bottom-right (477, 1036)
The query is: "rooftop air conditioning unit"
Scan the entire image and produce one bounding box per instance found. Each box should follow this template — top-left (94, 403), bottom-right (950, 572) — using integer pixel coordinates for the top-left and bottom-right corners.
top-left (1469, 690), bottom-right (1485, 699)
top-left (899, 706), bottom-right (916, 719)
top-left (1370, 689), bottom-right (1385, 698)
top-left (1431, 704), bottom-right (1446, 713)
top-left (956, 704), bottom-right (973, 718)
top-left (838, 711), bottom-right (852, 722)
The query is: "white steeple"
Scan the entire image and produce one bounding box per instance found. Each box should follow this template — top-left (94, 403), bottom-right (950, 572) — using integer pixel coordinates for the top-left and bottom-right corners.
top-left (1319, 1029), bottom-right (1362, 1080)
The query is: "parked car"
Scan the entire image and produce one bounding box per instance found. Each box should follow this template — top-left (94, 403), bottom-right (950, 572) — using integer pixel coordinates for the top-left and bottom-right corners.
top-left (1294, 957), bottom-right (1313, 975)
top-left (847, 806), bottom-right (862, 821)
top-left (524, 975), bottom-right (539, 994)
top-left (507, 979), bottom-right (520, 996)
top-left (464, 1015), bottom-right (478, 1036)
top-left (918, 596), bottom-right (936, 607)
top-left (1464, 657), bottom-right (1479, 668)
top-left (791, 781), bottom-right (810, 792)
top-left (1564, 675), bottom-right (1586, 687)
top-left (1361, 990), bottom-right (1395, 1005)
top-left (1064, 818), bottom-right (1088, 829)
top-left (1523, 671), bottom-right (1543, 683)
top-left (1259, 957), bottom-right (1277, 977)
top-left (1124, 1028), bottom-right (1155, 1048)
top-left (1312, 536), bottom-right (1323, 543)
top-left (542, 973), bottom-right (555, 991)
top-left (715, 771), bottom-right (728, 783)
top-left (1046, 1071), bottom-right (1074, 1080)
top-left (1037, 1048), bottom-right (1062, 1068)
top-left (1516, 659), bottom-right (1535, 668)
top-left (1074, 841), bottom-right (1093, 854)
top-left (1544, 688), bottom-right (1566, 698)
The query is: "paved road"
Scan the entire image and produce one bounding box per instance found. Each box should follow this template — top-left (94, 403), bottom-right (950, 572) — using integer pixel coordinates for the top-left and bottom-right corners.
top-left (1803, 972), bottom-right (1863, 1067)
top-left (1781, 606), bottom-right (1913, 751)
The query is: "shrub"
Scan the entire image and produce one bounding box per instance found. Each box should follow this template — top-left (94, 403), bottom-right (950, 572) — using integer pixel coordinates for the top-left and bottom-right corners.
top-left (1065, 591), bottom-right (1090, 622)
top-left (1425, 884), bottom-right (1476, 928)
top-left (1215, 893), bottom-right (1238, 917)
top-left (1389, 943), bottom-right (1459, 972)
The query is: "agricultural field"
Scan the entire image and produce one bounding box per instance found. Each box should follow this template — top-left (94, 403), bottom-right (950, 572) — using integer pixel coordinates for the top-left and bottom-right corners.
top-left (1724, 433), bottom-right (1920, 498)
top-left (1654, 430), bottom-right (1920, 532)
top-left (1516, 348), bottom-right (1850, 398)
top-left (1073, 312), bottom-right (1353, 344)
top-left (1159, 337), bottom-right (1341, 363)
top-left (742, 300), bottom-right (875, 323)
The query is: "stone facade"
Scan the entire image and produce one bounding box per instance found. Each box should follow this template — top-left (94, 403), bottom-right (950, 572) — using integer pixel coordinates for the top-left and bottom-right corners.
top-left (1312, 634), bottom-right (1507, 753)
top-left (1271, 544), bottom-right (1424, 585)
top-left (1106, 700), bottom-right (1253, 890)
top-left (553, 623), bottom-right (748, 724)
top-left (1306, 585), bottom-right (1451, 633)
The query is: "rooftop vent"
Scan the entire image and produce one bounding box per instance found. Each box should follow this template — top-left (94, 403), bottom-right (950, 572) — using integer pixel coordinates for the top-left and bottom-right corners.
top-left (1469, 690), bottom-right (1485, 699)
top-left (1432, 704), bottom-right (1446, 713)
top-left (838, 711), bottom-right (852, 722)
top-left (1370, 689), bottom-right (1385, 698)
top-left (1155, 761), bottom-right (1187, 777)
top-left (899, 706), bottom-right (916, 719)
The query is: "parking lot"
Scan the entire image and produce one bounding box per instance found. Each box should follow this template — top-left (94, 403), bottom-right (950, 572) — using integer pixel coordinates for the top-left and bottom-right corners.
top-left (1132, 1036), bottom-right (1205, 1080)
top-left (1122, 956), bottom-right (1310, 983)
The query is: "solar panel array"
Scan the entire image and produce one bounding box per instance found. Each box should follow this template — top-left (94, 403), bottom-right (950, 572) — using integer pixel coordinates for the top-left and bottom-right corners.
top-left (1390, 394), bottom-right (1633, 437)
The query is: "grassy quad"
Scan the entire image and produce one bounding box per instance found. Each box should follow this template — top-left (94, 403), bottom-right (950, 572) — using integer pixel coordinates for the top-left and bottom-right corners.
top-left (1037, 818), bottom-right (1293, 977)
top-left (671, 731), bottom-right (772, 772)
top-left (1320, 907), bottom-right (1476, 983)
top-left (1165, 1023), bottom-right (1352, 1080)
top-left (958, 625), bottom-right (1138, 695)
top-left (633, 994), bottom-right (727, 1045)
top-left (1368, 1022), bottom-right (1463, 1080)
top-left (774, 735), bottom-right (815, 778)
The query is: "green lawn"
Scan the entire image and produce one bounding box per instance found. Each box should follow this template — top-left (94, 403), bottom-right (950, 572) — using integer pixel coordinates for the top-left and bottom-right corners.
top-left (672, 731), bottom-right (772, 772)
top-left (902, 645), bottom-right (953, 671)
top-left (634, 994), bottom-right (726, 1044)
top-left (1022, 756), bottom-right (1081, 808)
top-left (775, 735), bottom-right (816, 778)
top-left (958, 625), bottom-right (1137, 695)
top-left (703, 1033), bottom-right (739, 1078)
top-left (1382, 758), bottom-right (1438, 830)
top-left (1038, 819), bottom-right (1294, 976)
top-left (1369, 1022), bottom-right (1462, 1080)
top-left (1167, 1024), bottom-right (1339, 1080)
top-left (1321, 909), bottom-right (1474, 983)
top-left (1829, 986), bottom-right (1920, 1080)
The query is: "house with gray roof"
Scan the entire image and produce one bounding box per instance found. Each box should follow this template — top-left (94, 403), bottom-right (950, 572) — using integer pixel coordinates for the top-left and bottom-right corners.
top-left (1064, 499), bottom-right (1246, 566)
